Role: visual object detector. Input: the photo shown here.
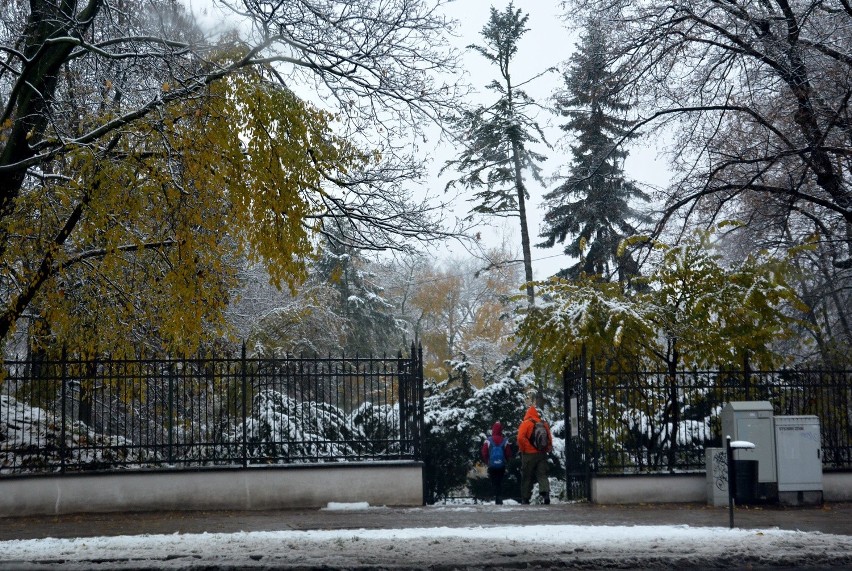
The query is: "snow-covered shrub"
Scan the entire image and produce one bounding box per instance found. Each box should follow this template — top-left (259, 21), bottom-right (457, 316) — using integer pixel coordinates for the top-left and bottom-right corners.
top-left (238, 389), bottom-right (357, 462)
top-left (349, 401), bottom-right (401, 457)
top-left (1, 395), bottom-right (154, 473)
top-left (422, 360), bottom-right (534, 502)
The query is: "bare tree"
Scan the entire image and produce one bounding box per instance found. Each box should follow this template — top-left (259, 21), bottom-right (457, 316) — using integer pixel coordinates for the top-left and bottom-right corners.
top-left (563, 0), bottom-right (852, 266)
top-left (562, 0), bottom-right (852, 362)
top-left (0, 0), bottom-right (463, 351)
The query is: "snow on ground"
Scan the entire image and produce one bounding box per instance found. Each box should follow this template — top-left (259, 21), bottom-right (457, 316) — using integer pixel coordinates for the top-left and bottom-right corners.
top-left (321, 501), bottom-right (372, 511)
top-left (2, 517), bottom-right (852, 569)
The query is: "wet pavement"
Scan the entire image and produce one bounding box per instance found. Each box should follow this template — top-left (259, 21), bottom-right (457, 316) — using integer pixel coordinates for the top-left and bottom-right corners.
top-left (0, 501), bottom-right (849, 541)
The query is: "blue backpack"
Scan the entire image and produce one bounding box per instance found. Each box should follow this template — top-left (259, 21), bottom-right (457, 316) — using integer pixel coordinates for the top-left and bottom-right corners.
top-left (487, 437), bottom-right (507, 468)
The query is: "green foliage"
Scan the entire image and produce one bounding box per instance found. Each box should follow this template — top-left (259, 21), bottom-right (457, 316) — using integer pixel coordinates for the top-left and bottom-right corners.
top-left (517, 225), bottom-right (807, 372)
top-left (645, 227), bottom-right (808, 369)
top-left (516, 275), bottom-right (650, 371)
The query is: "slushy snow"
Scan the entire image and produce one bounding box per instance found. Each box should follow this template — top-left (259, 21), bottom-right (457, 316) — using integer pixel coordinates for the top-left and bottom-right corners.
top-left (2, 514), bottom-right (851, 569)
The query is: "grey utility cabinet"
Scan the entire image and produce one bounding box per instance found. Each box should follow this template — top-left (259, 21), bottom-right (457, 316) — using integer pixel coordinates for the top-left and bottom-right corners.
top-left (720, 401), bottom-right (777, 500)
top-left (774, 415), bottom-right (823, 505)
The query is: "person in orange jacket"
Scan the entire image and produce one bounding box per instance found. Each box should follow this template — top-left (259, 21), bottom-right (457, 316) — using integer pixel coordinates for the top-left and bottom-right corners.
top-left (516, 405), bottom-right (553, 504)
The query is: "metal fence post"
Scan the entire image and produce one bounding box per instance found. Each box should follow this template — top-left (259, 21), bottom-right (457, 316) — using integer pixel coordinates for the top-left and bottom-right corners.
top-left (743, 352), bottom-right (752, 400)
top-left (168, 359), bottom-right (174, 465)
top-left (397, 350), bottom-right (406, 456)
top-left (416, 343), bottom-right (424, 460)
top-left (241, 343), bottom-right (248, 468)
top-left (562, 357), bottom-right (576, 499)
top-left (562, 360), bottom-right (570, 461)
top-left (60, 346), bottom-right (67, 475)
top-left (590, 358), bottom-right (598, 474)
top-left (727, 436), bottom-right (736, 528)
top-left (581, 345), bottom-right (591, 500)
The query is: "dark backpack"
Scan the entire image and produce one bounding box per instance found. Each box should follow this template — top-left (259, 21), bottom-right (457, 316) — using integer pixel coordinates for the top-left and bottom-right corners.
top-left (532, 421), bottom-right (549, 452)
top-left (487, 437), bottom-right (507, 468)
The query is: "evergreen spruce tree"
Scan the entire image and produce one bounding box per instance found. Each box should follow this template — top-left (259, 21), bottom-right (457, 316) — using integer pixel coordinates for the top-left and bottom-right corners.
top-left (443, 3), bottom-right (548, 305)
top-left (312, 227), bottom-right (403, 356)
top-left (539, 20), bottom-right (648, 282)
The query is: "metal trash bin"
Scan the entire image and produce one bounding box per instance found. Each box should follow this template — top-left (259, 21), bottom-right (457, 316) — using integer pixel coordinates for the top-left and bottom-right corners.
top-left (734, 459), bottom-right (759, 503)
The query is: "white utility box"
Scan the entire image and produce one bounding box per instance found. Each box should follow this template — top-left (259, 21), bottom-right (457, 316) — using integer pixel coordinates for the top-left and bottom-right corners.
top-left (721, 401), bottom-right (777, 500)
top-left (774, 415), bottom-right (823, 505)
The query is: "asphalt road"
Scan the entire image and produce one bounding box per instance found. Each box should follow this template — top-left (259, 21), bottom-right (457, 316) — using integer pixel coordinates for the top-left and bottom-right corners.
top-left (0, 500), bottom-right (850, 540)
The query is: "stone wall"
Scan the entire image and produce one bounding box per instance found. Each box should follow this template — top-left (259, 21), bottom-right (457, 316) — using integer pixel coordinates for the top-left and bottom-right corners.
top-left (0, 462), bottom-right (424, 517)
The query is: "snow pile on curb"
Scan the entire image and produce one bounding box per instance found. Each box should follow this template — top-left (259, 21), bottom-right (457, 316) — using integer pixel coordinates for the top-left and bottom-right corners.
top-left (2, 524), bottom-right (852, 569)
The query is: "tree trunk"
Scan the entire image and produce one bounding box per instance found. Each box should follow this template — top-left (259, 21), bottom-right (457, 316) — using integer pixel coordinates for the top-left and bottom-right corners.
top-left (512, 139), bottom-right (535, 307)
top-left (505, 76), bottom-right (534, 307)
top-left (1, 0), bottom-right (101, 216)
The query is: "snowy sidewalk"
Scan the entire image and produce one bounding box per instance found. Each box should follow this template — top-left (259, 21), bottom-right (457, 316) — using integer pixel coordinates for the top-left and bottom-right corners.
top-left (1, 502), bottom-right (851, 569)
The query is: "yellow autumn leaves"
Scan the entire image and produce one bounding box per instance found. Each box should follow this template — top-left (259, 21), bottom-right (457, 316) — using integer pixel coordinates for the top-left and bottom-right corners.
top-left (11, 66), bottom-right (371, 358)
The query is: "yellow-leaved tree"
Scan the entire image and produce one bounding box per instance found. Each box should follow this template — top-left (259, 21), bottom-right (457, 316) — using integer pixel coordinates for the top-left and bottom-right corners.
top-left (410, 251), bottom-right (520, 386)
top-left (6, 65), bottom-right (370, 357)
top-left (1, 0), bottom-right (461, 357)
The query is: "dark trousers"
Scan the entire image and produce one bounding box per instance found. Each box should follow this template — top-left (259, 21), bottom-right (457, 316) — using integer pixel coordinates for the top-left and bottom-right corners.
top-left (487, 467), bottom-right (506, 504)
top-left (521, 452), bottom-right (550, 502)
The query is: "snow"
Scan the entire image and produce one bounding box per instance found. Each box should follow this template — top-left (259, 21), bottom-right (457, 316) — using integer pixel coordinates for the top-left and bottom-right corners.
top-left (2, 513), bottom-right (851, 569)
top-left (730, 440), bottom-right (756, 449)
top-left (321, 501), bottom-right (371, 511)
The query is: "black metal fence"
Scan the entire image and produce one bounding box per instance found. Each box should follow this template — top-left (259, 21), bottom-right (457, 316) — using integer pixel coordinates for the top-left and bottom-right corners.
top-left (0, 346), bottom-right (424, 476)
top-left (565, 362), bottom-right (851, 480)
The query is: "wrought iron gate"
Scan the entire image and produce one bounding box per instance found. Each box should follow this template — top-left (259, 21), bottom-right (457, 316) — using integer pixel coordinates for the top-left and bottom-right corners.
top-left (563, 351), bottom-right (591, 500)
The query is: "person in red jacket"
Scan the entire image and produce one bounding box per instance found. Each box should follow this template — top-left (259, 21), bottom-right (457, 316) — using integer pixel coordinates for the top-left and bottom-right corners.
top-left (516, 406), bottom-right (553, 504)
top-left (480, 421), bottom-right (512, 505)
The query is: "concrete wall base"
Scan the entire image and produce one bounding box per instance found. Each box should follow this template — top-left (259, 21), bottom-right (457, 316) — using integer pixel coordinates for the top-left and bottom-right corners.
top-left (590, 471), bottom-right (852, 505)
top-left (778, 490), bottom-right (823, 506)
top-left (591, 474), bottom-right (706, 504)
top-left (824, 472), bottom-right (852, 502)
top-left (0, 462), bottom-right (424, 518)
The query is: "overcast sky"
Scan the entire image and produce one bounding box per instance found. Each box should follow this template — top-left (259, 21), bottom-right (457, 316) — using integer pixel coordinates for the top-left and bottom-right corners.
top-left (180, 0), bottom-right (672, 279)
top-left (432, 0), bottom-right (672, 279)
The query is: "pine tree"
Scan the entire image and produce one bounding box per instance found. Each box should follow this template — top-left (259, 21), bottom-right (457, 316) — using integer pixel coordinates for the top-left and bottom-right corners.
top-left (539, 20), bottom-right (648, 282)
top-left (443, 3), bottom-right (549, 305)
top-left (312, 228), bottom-right (403, 356)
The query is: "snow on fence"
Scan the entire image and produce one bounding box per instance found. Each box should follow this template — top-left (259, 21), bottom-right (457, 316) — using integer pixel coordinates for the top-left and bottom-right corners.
top-left (577, 367), bottom-right (852, 474)
top-left (0, 346), bottom-right (424, 475)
